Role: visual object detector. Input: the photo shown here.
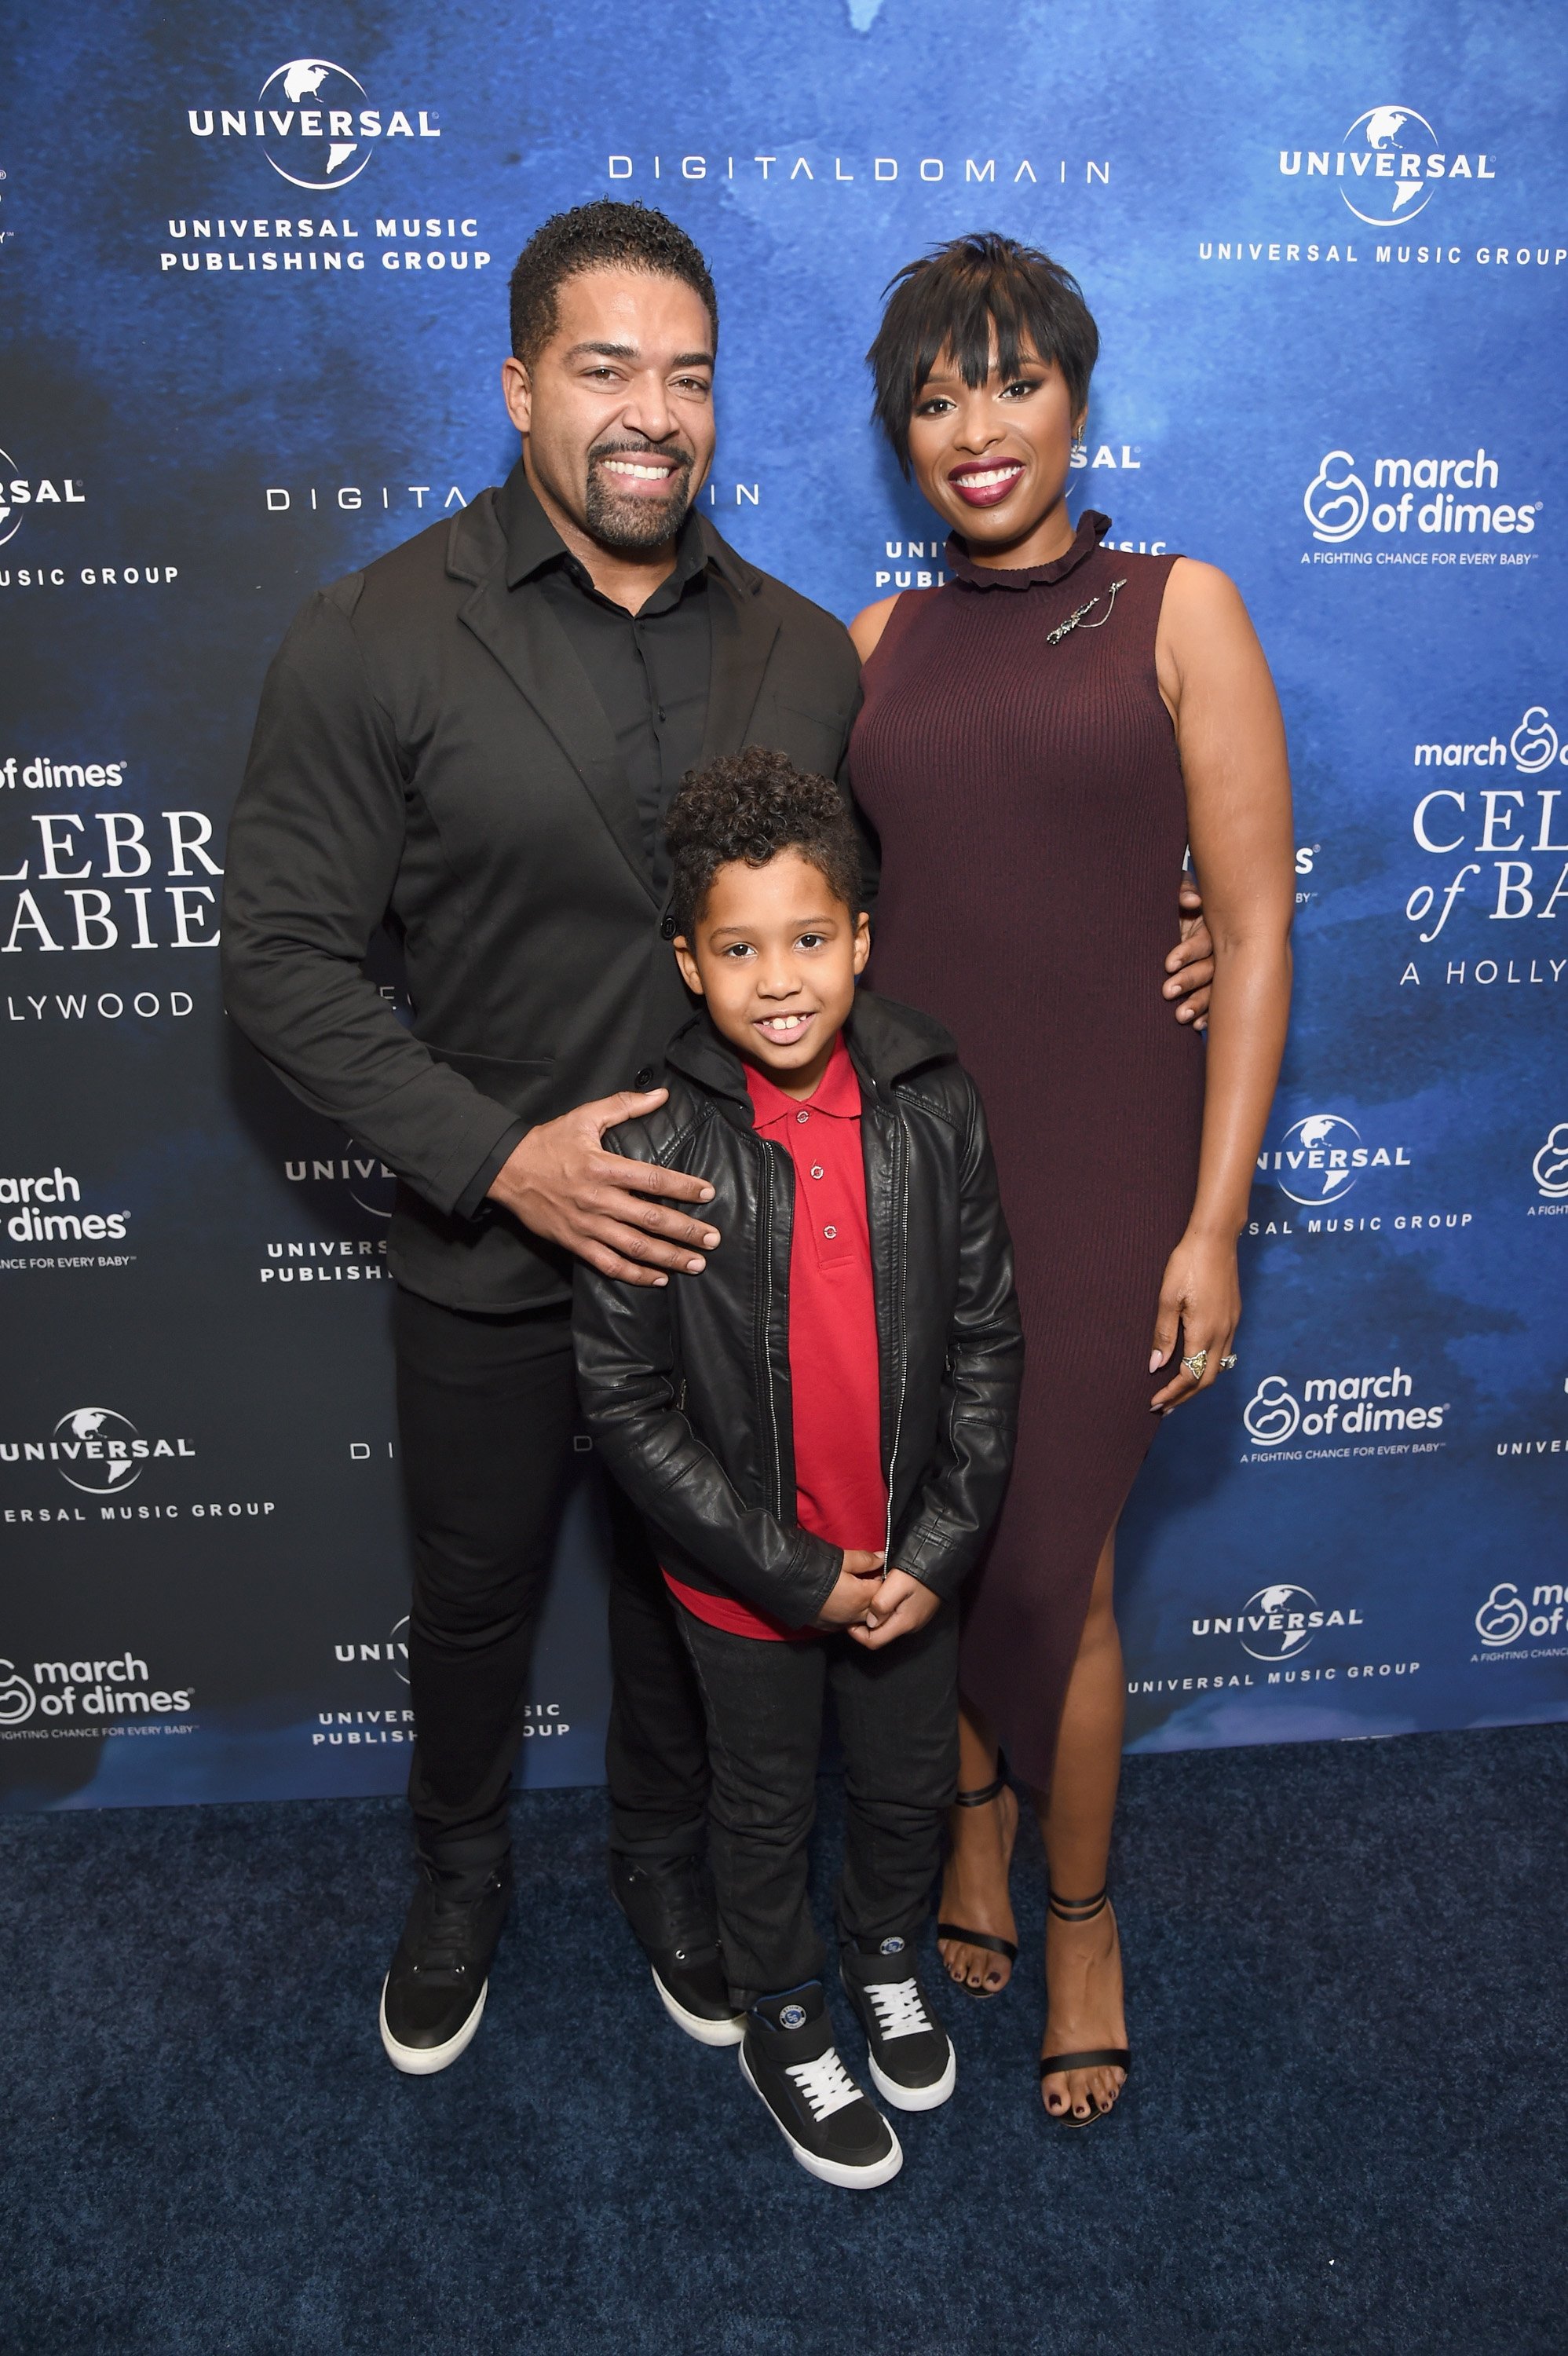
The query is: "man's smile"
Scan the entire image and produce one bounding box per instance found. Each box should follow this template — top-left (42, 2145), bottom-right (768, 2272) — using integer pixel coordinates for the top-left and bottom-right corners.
top-left (597, 452), bottom-right (685, 494)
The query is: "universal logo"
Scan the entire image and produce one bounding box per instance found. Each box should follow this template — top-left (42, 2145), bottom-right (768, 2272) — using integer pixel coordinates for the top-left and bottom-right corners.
top-left (1278, 108), bottom-right (1494, 229)
top-left (284, 1145), bottom-right (395, 1218)
top-left (1190, 1582), bottom-right (1364, 1662)
top-left (0, 446), bottom-right (86, 548)
top-left (186, 58), bottom-right (441, 192)
top-left (1304, 448), bottom-right (1537, 544)
top-left (1474, 1581), bottom-right (1567, 1648)
top-left (0, 1408), bottom-right (195, 1494)
top-left (0, 1652), bottom-right (193, 1725)
top-left (1255, 1114), bottom-right (1411, 1208)
top-left (1243, 1366), bottom-right (1449, 1447)
top-left (332, 1614), bottom-right (409, 1683)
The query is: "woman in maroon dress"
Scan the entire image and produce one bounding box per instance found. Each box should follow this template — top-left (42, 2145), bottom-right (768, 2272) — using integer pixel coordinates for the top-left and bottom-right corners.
top-left (849, 236), bottom-right (1294, 2124)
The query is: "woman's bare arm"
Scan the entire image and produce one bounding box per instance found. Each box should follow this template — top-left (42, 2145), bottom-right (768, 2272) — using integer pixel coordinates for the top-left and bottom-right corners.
top-left (1150, 559), bottom-right (1295, 1409)
top-left (849, 594), bottom-right (901, 663)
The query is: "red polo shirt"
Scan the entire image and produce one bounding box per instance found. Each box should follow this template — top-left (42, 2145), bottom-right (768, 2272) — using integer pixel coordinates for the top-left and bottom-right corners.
top-left (663, 1033), bottom-right (887, 1640)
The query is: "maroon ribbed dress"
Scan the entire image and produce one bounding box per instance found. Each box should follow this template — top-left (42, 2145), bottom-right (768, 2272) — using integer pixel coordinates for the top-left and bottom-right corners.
top-left (850, 510), bottom-right (1204, 1789)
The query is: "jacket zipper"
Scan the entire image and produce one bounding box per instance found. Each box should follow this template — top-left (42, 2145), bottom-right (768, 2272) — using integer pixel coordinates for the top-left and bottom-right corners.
top-left (882, 1101), bottom-right (908, 1566)
top-left (756, 1136), bottom-right (786, 1516)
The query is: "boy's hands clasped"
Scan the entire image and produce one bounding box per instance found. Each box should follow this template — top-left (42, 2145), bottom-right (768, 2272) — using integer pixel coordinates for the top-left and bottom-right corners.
top-left (813, 1549), bottom-right (941, 1648)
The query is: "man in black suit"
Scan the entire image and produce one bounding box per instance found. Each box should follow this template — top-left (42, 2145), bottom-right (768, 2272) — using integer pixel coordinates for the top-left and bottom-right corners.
top-left (224, 202), bottom-right (1212, 2075)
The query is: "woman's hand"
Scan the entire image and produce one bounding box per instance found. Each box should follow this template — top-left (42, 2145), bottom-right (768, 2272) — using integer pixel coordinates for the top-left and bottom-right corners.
top-left (813, 1549), bottom-right (886, 1629)
top-left (1149, 1228), bottom-right (1241, 1411)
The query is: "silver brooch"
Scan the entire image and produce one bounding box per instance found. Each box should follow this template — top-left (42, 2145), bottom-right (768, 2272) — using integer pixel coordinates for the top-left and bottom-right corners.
top-left (1045, 576), bottom-right (1128, 646)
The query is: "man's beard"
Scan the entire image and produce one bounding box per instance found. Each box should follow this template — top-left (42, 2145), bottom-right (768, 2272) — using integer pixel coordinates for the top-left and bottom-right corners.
top-left (583, 440), bottom-right (695, 551)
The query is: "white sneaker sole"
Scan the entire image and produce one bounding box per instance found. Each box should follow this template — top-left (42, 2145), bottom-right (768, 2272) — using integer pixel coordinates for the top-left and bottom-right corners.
top-left (868, 2042), bottom-right (957, 2112)
top-left (739, 2046), bottom-right (904, 2188)
top-left (378, 1974), bottom-right (488, 2076)
top-left (652, 1966), bottom-right (746, 2047)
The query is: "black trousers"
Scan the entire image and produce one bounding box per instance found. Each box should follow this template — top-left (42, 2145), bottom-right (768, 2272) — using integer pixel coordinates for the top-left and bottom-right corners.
top-left (678, 1604), bottom-right (959, 2010)
top-left (393, 1286), bottom-right (710, 1886)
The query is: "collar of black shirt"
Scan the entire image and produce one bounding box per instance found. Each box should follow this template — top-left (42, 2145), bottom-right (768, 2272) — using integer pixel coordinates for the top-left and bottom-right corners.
top-left (497, 457), bottom-right (726, 612)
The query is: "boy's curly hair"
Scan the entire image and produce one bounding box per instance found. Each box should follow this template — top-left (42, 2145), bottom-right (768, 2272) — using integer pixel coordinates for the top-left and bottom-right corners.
top-left (663, 748), bottom-right (864, 942)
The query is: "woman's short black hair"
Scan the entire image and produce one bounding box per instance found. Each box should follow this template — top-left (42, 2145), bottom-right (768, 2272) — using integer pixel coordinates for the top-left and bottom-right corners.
top-left (664, 748), bottom-right (864, 942)
top-left (867, 231), bottom-right (1098, 475)
top-left (509, 200), bottom-right (718, 367)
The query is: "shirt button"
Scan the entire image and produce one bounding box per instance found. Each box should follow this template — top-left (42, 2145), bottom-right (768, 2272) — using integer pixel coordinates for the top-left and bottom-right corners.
top-left (810, 1165), bottom-right (824, 1180)
top-left (823, 1225), bottom-right (837, 1239)
top-left (796, 1110), bottom-right (810, 1124)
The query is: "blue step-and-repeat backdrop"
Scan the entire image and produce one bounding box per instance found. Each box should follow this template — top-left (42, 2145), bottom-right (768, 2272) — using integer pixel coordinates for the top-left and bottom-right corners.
top-left (2, 1), bottom-right (1564, 1810)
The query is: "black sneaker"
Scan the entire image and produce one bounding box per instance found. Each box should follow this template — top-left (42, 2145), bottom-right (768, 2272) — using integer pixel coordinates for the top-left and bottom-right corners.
top-left (610, 1852), bottom-right (745, 2048)
top-left (378, 1862), bottom-right (510, 2076)
top-left (740, 1984), bottom-right (903, 2187)
top-left (840, 1936), bottom-right (956, 2112)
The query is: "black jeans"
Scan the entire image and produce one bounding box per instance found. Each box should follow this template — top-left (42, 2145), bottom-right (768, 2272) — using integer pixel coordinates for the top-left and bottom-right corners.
top-left (393, 1286), bottom-right (709, 1886)
top-left (677, 1604), bottom-right (959, 2009)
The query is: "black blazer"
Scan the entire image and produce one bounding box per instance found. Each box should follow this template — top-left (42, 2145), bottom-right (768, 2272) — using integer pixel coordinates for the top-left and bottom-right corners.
top-left (221, 465), bottom-right (866, 1312)
top-left (573, 994), bottom-right (1023, 1628)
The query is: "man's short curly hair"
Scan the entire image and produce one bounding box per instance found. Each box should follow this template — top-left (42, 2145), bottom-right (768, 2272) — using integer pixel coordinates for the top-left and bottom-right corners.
top-left (664, 749), bottom-right (864, 942)
top-left (509, 200), bottom-right (718, 367)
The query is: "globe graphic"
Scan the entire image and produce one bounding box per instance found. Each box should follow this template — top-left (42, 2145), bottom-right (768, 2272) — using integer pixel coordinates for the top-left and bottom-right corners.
top-left (258, 59), bottom-right (372, 192)
top-left (1241, 1583), bottom-right (1318, 1662)
top-left (1277, 1114), bottom-right (1361, 1206)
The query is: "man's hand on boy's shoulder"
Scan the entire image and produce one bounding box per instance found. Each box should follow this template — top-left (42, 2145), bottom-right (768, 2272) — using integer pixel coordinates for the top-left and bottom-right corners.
top-left (848, 1569), bottom-right (942, 1651)
top-left (488, 1087), bottom-right (721, 1285)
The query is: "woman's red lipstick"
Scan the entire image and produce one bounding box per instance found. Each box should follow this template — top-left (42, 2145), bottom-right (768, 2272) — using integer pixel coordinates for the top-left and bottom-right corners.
top-left (947, 459), bottom-right (1025, 509)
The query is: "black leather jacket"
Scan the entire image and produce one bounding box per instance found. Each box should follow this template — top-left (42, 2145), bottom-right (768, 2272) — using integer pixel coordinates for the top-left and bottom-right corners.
top-left (573, 992), bottom-right (1023, 1630)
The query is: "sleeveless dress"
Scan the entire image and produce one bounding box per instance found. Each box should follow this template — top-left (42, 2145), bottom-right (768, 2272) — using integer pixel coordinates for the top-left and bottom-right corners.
top-left (849, 510), bottom-right (1204, 1789)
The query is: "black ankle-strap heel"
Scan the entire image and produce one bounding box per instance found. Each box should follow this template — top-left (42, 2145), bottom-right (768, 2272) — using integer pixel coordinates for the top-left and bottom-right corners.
top-left (1039, 1885), bottom-right (1131, 2124)
top-left (934, 1769), bottom-right (1019, 1996)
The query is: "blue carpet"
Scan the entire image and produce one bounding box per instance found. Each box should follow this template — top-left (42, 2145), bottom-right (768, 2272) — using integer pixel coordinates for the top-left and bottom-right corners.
top-left (2, 1725), bottom-right (1563, 2356)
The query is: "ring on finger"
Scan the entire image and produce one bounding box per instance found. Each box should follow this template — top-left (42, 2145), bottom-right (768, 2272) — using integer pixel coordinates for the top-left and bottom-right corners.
top-left (1219, 1354), bottom-right (1237, 1371)
top-left (1180, 1350), bottom-right (1208, 1379)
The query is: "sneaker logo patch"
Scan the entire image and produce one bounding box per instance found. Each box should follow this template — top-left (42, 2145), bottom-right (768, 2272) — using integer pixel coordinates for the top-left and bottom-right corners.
top-left (879, 1936), bottom-right (906, 1955)
top-left (779, 2003), bottom-right (808, 2030)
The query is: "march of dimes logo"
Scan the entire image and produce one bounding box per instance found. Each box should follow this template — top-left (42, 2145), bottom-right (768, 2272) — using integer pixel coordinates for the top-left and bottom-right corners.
top-left (1473, 1579), bottom-right (1568, 1659)
top-left (186, 59), bottom-right (441, 190)
top-left (1241, 1363), bottom-right (1450, 1457)
top-left (1533, 1123), bottom-right (1568, 1201)
top-left (0, 1649), bottom-right (195, 1729)
top-left (1303, 448), bottom-right (1539, 548)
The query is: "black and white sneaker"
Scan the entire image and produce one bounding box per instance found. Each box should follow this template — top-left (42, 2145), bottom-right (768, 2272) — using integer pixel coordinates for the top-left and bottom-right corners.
top-left (378, 1863), bottom-right (510, 2076)
top-left (840, 1936), bottom-right (956, 2112)
top-left (739, 1984), bottom-right (903, 2187)
top-left (610, 1852), bottom-right (745, 2048)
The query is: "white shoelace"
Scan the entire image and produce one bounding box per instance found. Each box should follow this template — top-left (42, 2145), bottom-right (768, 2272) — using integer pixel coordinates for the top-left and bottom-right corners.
top-left (865, 1976), bottom-right (931, 2043)
top-left (785, 2047), bottom-right (862, 2121)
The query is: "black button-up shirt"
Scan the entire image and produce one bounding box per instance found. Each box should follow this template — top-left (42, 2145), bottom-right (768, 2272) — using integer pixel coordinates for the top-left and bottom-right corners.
top-left (455, 474), bottom-right (714, 1218)
top-left (513, 483), bottom-right (712, 898)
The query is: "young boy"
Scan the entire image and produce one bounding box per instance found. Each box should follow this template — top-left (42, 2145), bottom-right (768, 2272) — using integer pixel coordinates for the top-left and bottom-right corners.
top-left (574, 749), bottom-right (1022, 2188)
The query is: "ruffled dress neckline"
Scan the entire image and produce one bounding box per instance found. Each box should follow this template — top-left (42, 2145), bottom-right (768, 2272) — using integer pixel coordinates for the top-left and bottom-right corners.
top-left (945, 508), bottom-right (1110, 592)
